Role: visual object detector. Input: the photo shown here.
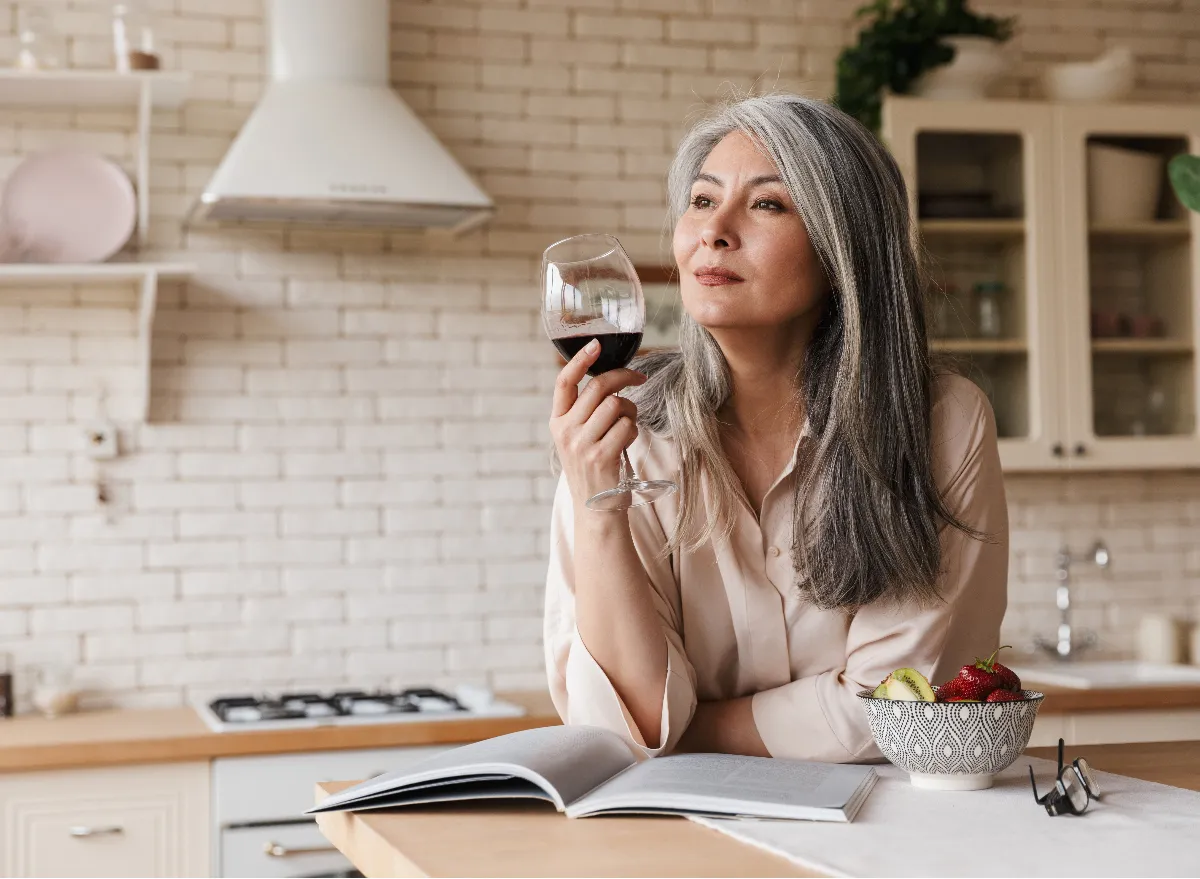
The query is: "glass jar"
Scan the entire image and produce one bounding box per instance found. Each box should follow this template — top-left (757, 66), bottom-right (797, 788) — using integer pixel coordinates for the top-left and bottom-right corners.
top-left (15, 5), bottom-right (66, 71)
top-left (973, 280), bottom-right (1004, 339)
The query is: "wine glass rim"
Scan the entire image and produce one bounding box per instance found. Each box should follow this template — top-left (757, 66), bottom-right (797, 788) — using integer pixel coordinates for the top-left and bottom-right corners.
top-left (543, 233), bottom-right (623, 265)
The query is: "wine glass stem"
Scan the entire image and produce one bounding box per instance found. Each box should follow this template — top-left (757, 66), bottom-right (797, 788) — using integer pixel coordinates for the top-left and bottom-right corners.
top-left (620, 449), bottom-right (638, 486)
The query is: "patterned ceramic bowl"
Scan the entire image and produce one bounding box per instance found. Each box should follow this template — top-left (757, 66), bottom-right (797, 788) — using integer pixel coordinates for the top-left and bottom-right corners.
top-left (857, 688), bottom-right (1044, 790)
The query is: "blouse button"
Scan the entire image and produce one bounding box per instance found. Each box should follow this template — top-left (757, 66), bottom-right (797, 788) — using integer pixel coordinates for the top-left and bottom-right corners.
top-left (768, 546), bottom-right (781, 557)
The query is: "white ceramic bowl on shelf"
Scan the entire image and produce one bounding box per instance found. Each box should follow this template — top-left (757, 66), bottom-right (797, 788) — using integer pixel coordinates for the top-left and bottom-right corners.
top-left (857, 689), bottom-right (1044, 790)
top-left (1042, 47), bottom-right (1135, 102)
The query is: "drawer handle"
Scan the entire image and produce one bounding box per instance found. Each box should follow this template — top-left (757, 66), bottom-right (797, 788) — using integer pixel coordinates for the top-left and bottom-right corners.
top-left (263, 842), bottom-right (339, 858)
top-left (69, 825), bottom-right (124, 838)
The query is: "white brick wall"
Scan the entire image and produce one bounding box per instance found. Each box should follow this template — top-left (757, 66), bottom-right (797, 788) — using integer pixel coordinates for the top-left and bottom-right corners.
top-left (0, 0), bottom-right (1198, 710)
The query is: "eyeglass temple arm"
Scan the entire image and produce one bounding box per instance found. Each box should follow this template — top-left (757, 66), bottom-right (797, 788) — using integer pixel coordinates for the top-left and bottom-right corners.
top-left (1028, 765), bottom-right (1041, 800)
top-left (1057, 737), bottom-right (1065, 774)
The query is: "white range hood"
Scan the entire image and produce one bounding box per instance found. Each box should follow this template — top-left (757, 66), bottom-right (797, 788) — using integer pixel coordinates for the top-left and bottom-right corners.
top-left (192, 0), bottom-right (493, 232)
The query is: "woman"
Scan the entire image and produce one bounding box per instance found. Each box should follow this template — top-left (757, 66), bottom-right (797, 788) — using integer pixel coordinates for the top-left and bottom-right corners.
top-left (544, 94), bottom-right (1007, 762)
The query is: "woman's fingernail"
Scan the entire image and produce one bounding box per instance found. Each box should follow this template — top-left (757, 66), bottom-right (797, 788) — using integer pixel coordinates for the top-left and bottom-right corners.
top-left (586, 339), bottom-right (600, 353)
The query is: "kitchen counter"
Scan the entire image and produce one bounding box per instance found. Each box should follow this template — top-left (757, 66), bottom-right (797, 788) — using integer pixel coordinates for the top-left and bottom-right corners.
top-left (0, 691), bottom-right (560, 773)
top-left (314, 740), bottom-right (1200, 878)
top-left (3, 683), bottom-right (1196, 773)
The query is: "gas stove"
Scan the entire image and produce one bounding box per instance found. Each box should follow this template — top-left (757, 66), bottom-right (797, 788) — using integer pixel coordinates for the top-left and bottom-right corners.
top-left (193, 685), bottom-right (526, 732)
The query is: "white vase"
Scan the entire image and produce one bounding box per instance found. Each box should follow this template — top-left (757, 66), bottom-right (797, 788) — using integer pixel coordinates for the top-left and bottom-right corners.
top-left (910, 35), bottom-right (1008, 100)
top-left (1087, 142), bottom-right (1164, 224)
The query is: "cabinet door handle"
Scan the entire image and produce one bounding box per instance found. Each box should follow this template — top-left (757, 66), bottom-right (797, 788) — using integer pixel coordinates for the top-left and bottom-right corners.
top-left (1051, 443), bottom-right (1064, 457)
top-left (69, 825), bottom-right (124, 838)
top-left (263, 841), bottom-right (339, 858)
top-left (1073, 443), bottom-right (1087, 456)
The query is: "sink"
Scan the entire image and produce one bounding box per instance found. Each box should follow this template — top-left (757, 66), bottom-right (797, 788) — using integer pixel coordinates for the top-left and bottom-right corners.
top-left (1010, 661), bottom-right (1200, 689)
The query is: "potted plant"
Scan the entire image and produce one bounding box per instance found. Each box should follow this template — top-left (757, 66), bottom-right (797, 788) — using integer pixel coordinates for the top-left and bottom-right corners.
top-left (1170, 154), bottom-right (1200, 214)
top-left (833, 0), bottom-right (1017, 136)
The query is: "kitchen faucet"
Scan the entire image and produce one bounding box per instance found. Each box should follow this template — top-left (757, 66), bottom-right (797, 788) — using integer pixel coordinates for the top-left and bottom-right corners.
top-left (1034, 540), bottom-right (1110, 661)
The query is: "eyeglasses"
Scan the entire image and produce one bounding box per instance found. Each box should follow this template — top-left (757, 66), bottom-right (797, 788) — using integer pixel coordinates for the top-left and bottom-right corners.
top-left (1029, 738), bottom-right (1101, 816)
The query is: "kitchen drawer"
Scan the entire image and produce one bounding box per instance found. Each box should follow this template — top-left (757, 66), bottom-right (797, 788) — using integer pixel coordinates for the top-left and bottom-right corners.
top-left (214, 745), bottom-right (450, 824)
top-left (0, 762), bottom-right (209, 878)
top-left (221, 821), bottom-right (350, 878)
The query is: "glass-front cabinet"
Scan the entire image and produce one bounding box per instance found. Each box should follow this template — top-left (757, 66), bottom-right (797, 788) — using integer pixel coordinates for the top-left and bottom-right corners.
top-left (883, 96), bottom-right (1200, 472)
top-left (883, 97), bottom-right (1061, 470)
top-left (1056, 104), bottom-right (1200, 469)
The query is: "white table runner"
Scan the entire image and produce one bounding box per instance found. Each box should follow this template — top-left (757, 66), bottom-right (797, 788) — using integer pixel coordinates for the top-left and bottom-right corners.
top-left (692, 757), bottom-right (1200, 877)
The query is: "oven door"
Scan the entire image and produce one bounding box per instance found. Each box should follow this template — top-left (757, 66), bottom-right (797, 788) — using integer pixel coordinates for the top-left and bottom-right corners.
top-left (221, 820), bottom-right (361, 878)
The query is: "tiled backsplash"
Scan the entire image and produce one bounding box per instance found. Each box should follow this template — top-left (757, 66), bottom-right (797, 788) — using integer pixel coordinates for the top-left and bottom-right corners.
top-left (1, 0), bottom-right (1198, 709)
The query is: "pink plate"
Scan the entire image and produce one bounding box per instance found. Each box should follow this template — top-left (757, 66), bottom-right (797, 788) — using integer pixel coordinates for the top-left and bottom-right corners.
top-left (1, 149), bottom-right (137, 263)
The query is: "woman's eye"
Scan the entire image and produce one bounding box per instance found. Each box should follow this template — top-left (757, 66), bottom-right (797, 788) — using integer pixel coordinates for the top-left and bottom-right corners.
top-left (690, 194), bottom-right (713, 209)
top-left (755, 198), bottom-right (784, 211)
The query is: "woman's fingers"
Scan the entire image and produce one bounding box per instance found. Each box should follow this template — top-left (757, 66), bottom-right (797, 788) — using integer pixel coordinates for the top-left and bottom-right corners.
top-left (595, 415), bottom-right (640, 459)
top-left (580, 395), bottom-right (638, 445)
top-left (550, 339), bottom-right (600, 418)
top-left (567, 368), bottom-right (646, 424)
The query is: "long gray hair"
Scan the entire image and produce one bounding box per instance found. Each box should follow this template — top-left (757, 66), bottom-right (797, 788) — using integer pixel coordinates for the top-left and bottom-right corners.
top-left (632, 93), bottom-right (977, 612)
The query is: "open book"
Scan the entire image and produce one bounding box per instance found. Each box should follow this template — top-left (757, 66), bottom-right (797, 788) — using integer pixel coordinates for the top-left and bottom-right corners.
top-left (306, 725), bottom-right (877, 822)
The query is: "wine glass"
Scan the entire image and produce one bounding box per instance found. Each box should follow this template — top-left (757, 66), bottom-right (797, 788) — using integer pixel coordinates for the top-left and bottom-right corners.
top-left (541, 233), bottom-right (677, 512)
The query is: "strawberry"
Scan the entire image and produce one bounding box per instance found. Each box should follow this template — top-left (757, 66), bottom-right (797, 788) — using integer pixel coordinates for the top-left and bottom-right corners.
top-left (934, 678), bottom-right (967, 702)
top-left (985, 689), bottom-right (1024, 703)
top-left (954, 647), bottom-right (1011, 701)
top-left (990, 646), bottom-right (1022, 691)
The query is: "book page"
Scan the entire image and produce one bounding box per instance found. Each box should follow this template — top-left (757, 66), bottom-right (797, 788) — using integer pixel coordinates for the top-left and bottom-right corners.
top-left (567, 754), bottom-right (875, 820)
top-left (309, 725), bottom-right (637, 813)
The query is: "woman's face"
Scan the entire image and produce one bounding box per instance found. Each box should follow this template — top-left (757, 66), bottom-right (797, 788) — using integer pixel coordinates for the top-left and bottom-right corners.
top-left (673, 130), bottom-right (830, 332)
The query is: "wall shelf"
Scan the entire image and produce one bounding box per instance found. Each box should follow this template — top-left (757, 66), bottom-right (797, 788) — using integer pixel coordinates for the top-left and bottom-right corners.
top-left (919, 218), bottom-right (1026, 238)
top-left (1089, 220), bottom-right (1191, 241)
top-left (0, 69), bottom-right (190, 250)
top-left (1091, 338), bottom-right (1193, 355)
top-left (0, 68), bottom-right (191, 424)
top-left (931, 338), bottom-right (1028, 354)
top-left (0, 261), bottom-right (196, 421)
top-left (0, 69), bottom-right (189, 109)
top-left (0, 261), bottom-right (194, 283)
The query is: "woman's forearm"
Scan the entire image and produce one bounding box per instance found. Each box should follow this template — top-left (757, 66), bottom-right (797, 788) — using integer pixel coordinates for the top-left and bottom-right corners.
top-left (675, 696), bottom-right (770, 756)
top-left (573, 507), bottom-right (668, 747)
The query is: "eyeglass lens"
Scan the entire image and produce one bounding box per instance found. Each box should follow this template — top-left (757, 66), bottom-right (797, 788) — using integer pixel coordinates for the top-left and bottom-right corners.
top-left (1074, 757), bottom-right (1100, 799)
top-left (1060, 771), bottom-right (1090, 814)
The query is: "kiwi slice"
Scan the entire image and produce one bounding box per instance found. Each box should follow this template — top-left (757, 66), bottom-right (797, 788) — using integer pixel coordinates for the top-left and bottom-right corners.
top-left (887, 668), bottom-right (936, 702)
top-left (870, 680), bottom-right (888, 698)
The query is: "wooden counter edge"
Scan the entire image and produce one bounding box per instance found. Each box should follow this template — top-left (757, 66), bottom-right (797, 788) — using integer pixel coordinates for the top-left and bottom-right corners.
top-left (1036, 685), bottom-right (1200, 714)
top-left (0, 691), bottom-right (561, 773)
top-left (316, 782), bottom-right (430, 879)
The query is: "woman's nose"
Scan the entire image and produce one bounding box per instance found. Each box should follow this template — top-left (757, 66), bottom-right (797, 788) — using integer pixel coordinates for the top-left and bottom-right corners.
top-left (700, 206), bottom-right (740, 250)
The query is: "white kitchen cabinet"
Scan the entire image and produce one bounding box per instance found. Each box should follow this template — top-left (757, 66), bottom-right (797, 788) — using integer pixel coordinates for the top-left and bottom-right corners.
top-left (0, 762), bottom-right (209, 878)
top-left (883, 96), bottom-right (1200, 472)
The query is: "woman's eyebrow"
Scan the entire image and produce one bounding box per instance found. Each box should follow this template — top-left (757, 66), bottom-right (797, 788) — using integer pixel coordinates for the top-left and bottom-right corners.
top-left (693, 172), bottom-right (783, 187)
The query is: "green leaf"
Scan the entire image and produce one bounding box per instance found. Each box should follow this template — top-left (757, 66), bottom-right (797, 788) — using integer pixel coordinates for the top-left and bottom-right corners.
top-left (1168, 154), bottom-right (1200, 214)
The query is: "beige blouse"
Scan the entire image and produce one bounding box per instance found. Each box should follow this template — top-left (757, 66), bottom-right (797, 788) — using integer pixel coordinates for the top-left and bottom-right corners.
top-left (544, 373), bottom-right (1008, 762)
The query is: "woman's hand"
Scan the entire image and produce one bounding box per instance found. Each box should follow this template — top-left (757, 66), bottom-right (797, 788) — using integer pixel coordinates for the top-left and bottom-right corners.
top-left (550, 339), bottom-right (646, 509)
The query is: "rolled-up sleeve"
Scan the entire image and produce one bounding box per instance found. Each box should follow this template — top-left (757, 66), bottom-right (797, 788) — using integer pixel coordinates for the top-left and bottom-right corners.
top-left (544, 472), bottom-right (697, 757)
top-left (751, 377), bottom-right (1008, 762)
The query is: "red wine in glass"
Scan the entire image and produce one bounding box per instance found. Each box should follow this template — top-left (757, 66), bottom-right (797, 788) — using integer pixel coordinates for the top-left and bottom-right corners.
top-left (552, 332), bottom-right (643, 376)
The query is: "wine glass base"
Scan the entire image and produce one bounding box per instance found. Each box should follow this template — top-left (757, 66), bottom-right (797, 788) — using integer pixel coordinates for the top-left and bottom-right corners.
top-left (585, 479), bottom-right (678, 512)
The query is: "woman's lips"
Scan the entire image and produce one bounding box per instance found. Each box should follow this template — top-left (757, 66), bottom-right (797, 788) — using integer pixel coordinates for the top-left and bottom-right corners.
top-left (694, 268), bottom-right (744, 287)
